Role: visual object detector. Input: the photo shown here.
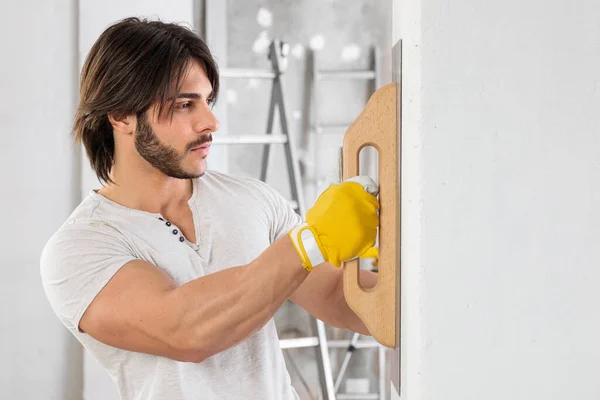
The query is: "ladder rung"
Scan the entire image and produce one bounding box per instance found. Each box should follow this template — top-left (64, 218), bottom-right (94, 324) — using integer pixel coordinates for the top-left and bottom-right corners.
top-left (317, 70), bottom-right (376, 80)
top-left (279, 337), bottom-right (382, 349)
top-left (280, 337), bottom-right (319, 349)
top-left (315, 124), bottom-right (350, 134)
top-left (337, 394), bottom-right (380, 400)
top-left (220, 68), bottom-right (276, 79)
top-left (329, 340), bottom-right (382, 349)
top-left (212, 135), bottom-right (288, 145)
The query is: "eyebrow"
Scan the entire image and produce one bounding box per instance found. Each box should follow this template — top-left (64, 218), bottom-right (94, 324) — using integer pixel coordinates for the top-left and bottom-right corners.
top-left (176, 92), bottom-right (213, 100)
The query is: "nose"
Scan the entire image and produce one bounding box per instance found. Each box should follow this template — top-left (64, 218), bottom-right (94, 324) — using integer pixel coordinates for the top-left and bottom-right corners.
top-left (195, 102), bottom-right (220, 134)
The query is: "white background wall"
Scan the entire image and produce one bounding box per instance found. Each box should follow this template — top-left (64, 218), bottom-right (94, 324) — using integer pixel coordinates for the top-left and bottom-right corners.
top-left (393, 0), bottom-right (421, 398)
top-left (395, 0), bottom-right (600, 399)
top-left (0, 1), bottom-right (81, 399)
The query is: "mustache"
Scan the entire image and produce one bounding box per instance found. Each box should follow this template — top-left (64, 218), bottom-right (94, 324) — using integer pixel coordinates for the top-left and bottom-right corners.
top-left (186, 134), bottom-right (213, 151)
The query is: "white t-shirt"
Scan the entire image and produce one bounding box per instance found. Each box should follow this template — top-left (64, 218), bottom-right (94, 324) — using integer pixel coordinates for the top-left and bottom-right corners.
top-left (40, 170), bottom-right (303, 400)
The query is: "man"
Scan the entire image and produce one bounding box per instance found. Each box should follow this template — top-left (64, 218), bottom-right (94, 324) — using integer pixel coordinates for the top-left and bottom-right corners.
top-left (41, 17), bottom-right (379, 400)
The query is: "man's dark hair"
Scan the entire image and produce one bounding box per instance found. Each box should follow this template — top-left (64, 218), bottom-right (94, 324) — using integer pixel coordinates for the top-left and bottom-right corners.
top-left (73, 17), bottom-right (220, 183)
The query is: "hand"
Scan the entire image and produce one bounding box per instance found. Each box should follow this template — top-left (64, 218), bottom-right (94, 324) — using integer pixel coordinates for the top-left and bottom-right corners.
top-left (288, 176), bottom-right (380, 270)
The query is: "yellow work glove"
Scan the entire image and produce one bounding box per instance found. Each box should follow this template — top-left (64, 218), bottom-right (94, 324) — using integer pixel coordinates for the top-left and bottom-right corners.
top-left (288, 176), bottom-right (380, 271)
top-left (360, 247), bottom-right (379, 267)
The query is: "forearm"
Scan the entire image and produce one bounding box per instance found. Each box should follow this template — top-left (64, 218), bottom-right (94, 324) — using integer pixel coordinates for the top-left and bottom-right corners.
top-left (332, 269), bottom-right (379, 336)
top-left (168, 235), bottom-right (308, 362)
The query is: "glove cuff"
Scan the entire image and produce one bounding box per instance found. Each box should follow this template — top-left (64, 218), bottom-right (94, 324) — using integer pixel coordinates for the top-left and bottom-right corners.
top-left (288, 223), bottom-right (326, 272)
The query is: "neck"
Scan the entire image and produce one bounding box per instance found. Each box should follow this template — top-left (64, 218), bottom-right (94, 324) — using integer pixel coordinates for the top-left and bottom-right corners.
top-left (98, 160), bottom-right (194, 216)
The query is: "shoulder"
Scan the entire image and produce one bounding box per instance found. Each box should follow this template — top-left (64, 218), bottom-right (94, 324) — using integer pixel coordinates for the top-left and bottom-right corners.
top-left (198, 170), bottom-right (301, 242)
top-left (39, 211), bottom-right (138, 333)
top-left (40, 194), bottom-right (134, 281)
top-left (58, 189), bottom-right (119, 223)
top-left (198, 169), bottom-right (296, 215)
top-left (41, 192), bottom-right (128, 255)
top-left (199, 170), bottom-right (281, 197)
top-left (41, 219), bottom-right (130, 270)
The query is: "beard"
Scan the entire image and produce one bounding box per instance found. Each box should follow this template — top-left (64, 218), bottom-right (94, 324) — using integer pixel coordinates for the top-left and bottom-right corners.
top-left (134, 113), bottom-right (212, 179)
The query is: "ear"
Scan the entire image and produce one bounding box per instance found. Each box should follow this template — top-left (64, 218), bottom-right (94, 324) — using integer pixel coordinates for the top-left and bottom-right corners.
top-left (107, 112), bottom-right (136, 135)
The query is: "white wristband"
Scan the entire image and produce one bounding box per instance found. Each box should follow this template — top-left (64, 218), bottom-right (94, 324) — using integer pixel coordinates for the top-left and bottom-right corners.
top-left (288, 223), bottom-right (325, 271)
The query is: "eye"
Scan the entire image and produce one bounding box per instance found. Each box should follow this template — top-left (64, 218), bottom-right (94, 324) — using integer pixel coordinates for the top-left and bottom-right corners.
top-left (176, 102), bottom-right (192, 110)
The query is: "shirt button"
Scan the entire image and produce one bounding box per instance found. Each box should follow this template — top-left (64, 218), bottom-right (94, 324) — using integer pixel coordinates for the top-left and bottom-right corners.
top-left (172, 229), bottom-right (178, 235)
top-left (179, 236), bottom-right (185, 242)
top-left (166, 221), bottom-right (172, 227)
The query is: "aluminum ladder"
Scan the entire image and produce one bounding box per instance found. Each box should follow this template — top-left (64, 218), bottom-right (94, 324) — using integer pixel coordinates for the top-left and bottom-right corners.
top-left (301, 46), bottom-right (389, 400)
top-left (213, 39), bottom-right (338, 400)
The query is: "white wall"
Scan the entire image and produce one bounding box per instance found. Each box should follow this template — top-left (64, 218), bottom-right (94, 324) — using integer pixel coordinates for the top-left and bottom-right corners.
top-left (0, 1), bottom-right (81, 399)
top-left (395, 0), bottom-right (600, 399)
top-left (393, 0), bottom-right (422, 398)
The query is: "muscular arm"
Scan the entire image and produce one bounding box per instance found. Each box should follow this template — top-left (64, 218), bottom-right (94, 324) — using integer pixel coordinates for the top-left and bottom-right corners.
top-left (79, 235), bottom-right (308, 363)
top-left (289, 263), bottom-right (378, 335)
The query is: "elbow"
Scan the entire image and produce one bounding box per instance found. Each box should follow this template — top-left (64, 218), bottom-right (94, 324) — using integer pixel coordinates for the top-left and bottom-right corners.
top-left (180, 350), bottom-right (208, 364)
top-left (171, 330), bottom-right (212, 363)
top-left (177, 341), bottom-right (209, 363)
top-left (171, 324), bottom-right (251, 363)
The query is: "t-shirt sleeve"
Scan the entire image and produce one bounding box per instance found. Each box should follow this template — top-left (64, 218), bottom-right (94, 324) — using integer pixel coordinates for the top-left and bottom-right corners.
top-left (255, 181), bottom-right (303, 243)
top-left (40, 220), bottom-right (138, 334)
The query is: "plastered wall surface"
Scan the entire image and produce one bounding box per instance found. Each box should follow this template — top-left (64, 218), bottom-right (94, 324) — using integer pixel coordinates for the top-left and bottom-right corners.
top-left (395, 0), bottom-right (600, 398)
